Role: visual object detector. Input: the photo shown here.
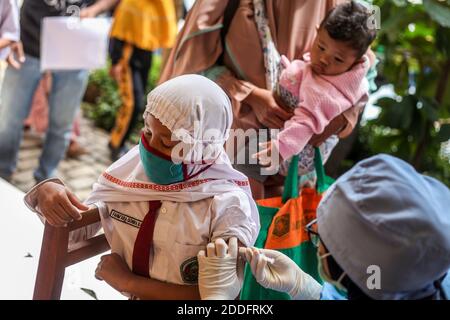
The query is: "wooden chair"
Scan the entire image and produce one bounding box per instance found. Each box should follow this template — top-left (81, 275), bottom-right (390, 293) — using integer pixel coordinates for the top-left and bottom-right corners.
top-left (33, 208), bottom-right (110, 300)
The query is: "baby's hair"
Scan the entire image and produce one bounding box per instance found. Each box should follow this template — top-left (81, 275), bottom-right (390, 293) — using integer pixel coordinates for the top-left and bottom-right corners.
top-left (320, 1), bottom-right (377, 59)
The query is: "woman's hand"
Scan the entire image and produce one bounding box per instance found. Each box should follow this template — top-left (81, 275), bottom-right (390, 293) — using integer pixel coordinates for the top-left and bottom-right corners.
top-left (36, 182), bottom-right (89, 227)
top-left (95, 253), bottom-right (135, 293)
top-left (245, 87), bottom-right (293, 129)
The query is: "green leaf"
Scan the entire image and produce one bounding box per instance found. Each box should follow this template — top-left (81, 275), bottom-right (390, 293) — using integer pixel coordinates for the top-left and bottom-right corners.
top-left (437, 124), bottom-right (450, 142)
top-left (80, 288), bottom-right (98, 300)
top-left (424, 0), bottom-right (450, 27)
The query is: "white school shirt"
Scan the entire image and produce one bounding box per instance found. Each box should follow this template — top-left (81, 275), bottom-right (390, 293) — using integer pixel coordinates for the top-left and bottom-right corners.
top-left (25, 180), bottom-right (257, 286)
top-left (0, 0), bottom-right (20, 60)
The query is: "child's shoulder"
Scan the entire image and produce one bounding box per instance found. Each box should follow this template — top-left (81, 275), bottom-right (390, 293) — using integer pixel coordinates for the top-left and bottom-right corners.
top-left (212, 189), bottom-right (249, 206)
top-left (210, 190), bottom-right (254, 217)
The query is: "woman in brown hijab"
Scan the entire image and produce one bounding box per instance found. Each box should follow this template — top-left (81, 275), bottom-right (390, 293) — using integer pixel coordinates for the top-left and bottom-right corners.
top-left (160, 0), bottom-right (371, 199)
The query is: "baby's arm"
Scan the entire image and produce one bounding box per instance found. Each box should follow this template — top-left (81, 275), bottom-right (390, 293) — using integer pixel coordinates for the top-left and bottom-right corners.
top-left (274, 108), bottom-right (318, 160)
top-left (275, 92), bottom-right (348, 160)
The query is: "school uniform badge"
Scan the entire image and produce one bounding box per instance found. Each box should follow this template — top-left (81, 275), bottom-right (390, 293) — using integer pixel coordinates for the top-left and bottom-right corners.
top-left (180, 257), bottom-right (199, 284)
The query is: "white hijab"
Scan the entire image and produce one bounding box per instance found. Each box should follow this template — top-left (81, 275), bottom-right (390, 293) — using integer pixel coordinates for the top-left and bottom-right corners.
top-left (86, 75), bottom-right (260, 241)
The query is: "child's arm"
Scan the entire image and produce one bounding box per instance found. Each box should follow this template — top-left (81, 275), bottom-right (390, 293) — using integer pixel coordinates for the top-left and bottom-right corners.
top-left (95, 253), bottom-right (201, 300)
top-left (127, 275), bottom-right (201, 300)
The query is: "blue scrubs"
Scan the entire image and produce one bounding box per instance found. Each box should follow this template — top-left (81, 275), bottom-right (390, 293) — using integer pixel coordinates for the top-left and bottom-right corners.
top-left (320, 282), bottom-right (347, 300)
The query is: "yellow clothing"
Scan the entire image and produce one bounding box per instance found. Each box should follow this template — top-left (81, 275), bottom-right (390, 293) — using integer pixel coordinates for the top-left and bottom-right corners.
top-left (110, 0), bottom-right (177, 51)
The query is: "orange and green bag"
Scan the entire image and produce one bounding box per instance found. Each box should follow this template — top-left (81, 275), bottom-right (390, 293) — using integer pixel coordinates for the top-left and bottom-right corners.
top-left (240, 148), bottom-right (334, 300)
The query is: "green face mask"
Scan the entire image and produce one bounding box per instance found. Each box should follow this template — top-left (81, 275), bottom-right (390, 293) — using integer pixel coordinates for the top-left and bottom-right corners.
top-left (317, 251), bottom-right (348, 297)
top-left (139, 134), bottom-right (185, 185)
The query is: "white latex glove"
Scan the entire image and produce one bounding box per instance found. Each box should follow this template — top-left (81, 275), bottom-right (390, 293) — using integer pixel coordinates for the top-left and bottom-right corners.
top-left (197, 237), bottom-right (242, 300)
top-left (240, 247), bottom-right (322, 300)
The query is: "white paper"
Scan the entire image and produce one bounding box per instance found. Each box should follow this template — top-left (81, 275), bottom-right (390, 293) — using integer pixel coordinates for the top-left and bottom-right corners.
top-left (41, 17), bottom-right (112, 71)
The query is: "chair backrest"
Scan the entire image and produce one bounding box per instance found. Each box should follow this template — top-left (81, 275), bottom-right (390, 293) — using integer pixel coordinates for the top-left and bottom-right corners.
top-left (33, 208), bottom-right (110, 300)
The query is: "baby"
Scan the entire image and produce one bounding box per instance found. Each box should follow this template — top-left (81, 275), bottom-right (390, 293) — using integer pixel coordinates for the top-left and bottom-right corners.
top-left (255, 1), bottom-right (376, 167)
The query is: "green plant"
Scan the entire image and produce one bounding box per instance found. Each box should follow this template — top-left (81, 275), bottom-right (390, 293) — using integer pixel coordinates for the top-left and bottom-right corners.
top-left (353, 0), bottom-right (450, 186)
top-left (82, 63), bottom-right (122, 131)
top-left (82, 54), bottom-right (162, 140)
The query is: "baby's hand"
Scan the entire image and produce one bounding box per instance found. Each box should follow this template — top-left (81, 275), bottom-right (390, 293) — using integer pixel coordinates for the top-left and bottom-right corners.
top-left (252, 141), bottom-right (282, 172)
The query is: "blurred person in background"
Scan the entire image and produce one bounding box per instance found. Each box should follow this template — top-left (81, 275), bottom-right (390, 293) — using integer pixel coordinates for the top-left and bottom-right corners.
top-left (0, 0), bottom-right (118, 183)
top-left (108, 0), bottom-right (177, 161)
top-left (24, 74), bottom-right (88, 159)
top-left (0, 0), bottom-right (20, 63)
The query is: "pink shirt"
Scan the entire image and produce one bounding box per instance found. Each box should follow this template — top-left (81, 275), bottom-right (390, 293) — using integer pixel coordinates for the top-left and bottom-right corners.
top-left (275, 53), bottom-right (369, 160)
top-left (0, 0), bottom-right (20, 60)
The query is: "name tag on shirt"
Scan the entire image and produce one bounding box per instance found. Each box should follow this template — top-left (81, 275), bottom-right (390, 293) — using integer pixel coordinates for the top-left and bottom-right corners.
top-left (110, 209), bottom-right (142, 229)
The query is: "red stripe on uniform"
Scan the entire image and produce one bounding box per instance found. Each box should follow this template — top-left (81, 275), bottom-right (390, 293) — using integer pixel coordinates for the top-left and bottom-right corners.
top-left (101, 172), bottom-right (249, 189)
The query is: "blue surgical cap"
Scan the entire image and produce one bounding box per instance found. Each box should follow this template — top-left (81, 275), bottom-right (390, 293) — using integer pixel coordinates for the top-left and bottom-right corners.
top-left (317, 154), bottom-right (450, 300)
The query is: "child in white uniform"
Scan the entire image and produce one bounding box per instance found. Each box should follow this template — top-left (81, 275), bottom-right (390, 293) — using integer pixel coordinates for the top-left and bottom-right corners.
top-left (25, 75), bottom-right (260, 299)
